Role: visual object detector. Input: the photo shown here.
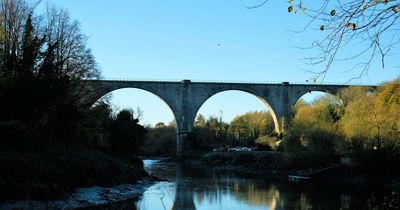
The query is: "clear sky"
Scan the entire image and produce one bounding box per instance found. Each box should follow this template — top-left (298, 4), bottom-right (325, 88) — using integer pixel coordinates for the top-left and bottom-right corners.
top-left (42, 0), bottom-right (399, 126)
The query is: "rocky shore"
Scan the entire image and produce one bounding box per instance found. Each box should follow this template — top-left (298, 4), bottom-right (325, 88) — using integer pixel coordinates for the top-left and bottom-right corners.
top-left (0, 145), bottom-right (150, 208)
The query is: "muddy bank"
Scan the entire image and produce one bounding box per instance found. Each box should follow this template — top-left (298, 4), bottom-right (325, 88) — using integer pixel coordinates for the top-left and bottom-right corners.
top-left (0, 146), bottom-right (149, 202)
top-left (0, 179), bottom-right (156, 210)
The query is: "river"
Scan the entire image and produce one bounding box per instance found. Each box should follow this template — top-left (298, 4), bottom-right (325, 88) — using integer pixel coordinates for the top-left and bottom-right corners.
top-left (137, 159), bottom-right (374, 210)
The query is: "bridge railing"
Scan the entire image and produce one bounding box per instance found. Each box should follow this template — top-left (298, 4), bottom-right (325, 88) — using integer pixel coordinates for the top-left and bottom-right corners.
top-left (85, 77), bottom-right (378, 86)
top-left (93, 78), bottom-right (181, 82)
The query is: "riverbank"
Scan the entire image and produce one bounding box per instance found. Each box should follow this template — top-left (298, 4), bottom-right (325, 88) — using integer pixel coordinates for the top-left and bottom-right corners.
top-left (189, 151), bottom-right (400, 191)
top-left (192, 151), bottom-right (290, 176)
top-left (0, 180), bottom-right (155, 210)
top-left (0, 144), bottom-right (149, 203)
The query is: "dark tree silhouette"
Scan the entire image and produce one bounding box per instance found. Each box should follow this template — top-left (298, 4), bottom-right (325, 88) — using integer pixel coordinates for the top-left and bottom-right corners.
top-left (108, 109), bottom-right (147, 154)
top-left (0, 0), bottom-right (100, 144)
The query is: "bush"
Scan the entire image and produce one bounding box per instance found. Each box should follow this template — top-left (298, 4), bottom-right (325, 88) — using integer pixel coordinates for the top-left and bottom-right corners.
top-left (108, 110), bottom-right (147, 155)
top-left (140, 126), bottom-right (176, 156)
top-left (0, 121), bottom-right (36, 148)
top-left (281, 127), bottom-right (342, 168)
top-left (255, 135), bottom-right (280, 150)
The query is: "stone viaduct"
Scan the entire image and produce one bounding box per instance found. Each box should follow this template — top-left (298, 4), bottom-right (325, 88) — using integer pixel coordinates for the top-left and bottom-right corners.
top-left (82, 79), bottom-right (374, 157)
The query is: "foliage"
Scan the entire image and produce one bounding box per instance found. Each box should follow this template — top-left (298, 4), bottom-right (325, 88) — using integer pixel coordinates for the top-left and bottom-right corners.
top-left (77, 103), bottom-right (112, 150)
top-left (229, 111), bottom-right (275, 146)
top-left (341, 80), bottom-right (400, 151)
top-left (0, 0), bottom-right (147, 154)
top-left (255, 135), bottom-right (280, 150)
top-left (140, 123), bottom-right (176, 156)
top-left (186, 127), bottom-right (216, 152)
top-left (59, 101), bottom-right (147, 155)
top-left (199, 151), bottom-right (289, 170)
top-left (368, 191), bottom-right (400, 210)
top-left (190, 114), bottom-right (232, 149)
top-left (188, 111), bottom-right (277, 152)
top-left (108, 109), bottom-right (147, 154)
top-left (282, 95), bottom-right (345, 167)
top-left (0, 0), bottom-right (100, 145)
top-left (0, 0), bottom-right (149, 201)
top-left (282, 80), bottom-right (400, 169)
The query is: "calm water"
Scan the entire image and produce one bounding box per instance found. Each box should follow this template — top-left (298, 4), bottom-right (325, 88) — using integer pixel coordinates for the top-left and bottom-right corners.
top-left (137, 160), bottom-right (374, 210)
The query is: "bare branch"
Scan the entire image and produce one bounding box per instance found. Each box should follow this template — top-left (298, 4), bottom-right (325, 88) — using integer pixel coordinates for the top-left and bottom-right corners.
top-left (243, 0), bottom-right (269, 9)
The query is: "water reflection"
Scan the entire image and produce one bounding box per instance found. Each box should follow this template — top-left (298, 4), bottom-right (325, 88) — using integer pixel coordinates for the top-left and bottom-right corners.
top-left (138, 161), bottom-right (368, 210)
top-left (171, 163), bottom-right (196, 210)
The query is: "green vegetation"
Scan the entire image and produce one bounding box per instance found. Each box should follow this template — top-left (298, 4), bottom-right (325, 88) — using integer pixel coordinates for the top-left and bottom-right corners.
top-left (282, 80), bottom-right (400, 172)
top-left (143, 80), bottom-right (399, 173)
top-left (175, 79), bottom-right (400, 197)
top-left (139, 111), bottom-right (278, 157)
top-left (188, 111), bottom-right (277, 152)
top-left (0, 0), bottom-right (399, 206)
top-left (140, 122), bottom-right (176, 156)
top-left (199, 151), bottom-right (289, 171)
top-left (0, 0), bottom-right (148, 201)
top-left (0, 0), bottom-right (147, 155)
top-left (282, 95), bottom-right (345, 168)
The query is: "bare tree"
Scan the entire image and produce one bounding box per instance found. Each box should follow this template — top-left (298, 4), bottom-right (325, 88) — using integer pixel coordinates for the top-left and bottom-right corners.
top-left (248, 0), bottom-right (400, 82)
top-left (0, 0), bottom-right (100, 110)
top-left (44, 7), bottom-right (100, 80)
top-left (0, 0), bottom-right (29, 78)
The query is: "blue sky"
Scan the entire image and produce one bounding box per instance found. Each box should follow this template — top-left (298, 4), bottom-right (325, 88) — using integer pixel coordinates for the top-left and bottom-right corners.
top-left (43, 0), bottom-right (399, 126)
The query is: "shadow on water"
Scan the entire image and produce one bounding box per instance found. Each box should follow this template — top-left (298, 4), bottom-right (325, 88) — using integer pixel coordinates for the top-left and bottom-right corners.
top-left (136, 161), bottom-right (372, 210)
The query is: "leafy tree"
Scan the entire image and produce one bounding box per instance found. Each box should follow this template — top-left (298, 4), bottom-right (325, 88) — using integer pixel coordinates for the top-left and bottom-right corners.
top-left (141, 123), bottom-right (176, 156)
top-left (255, 135), bottom-right (280, 150)
top-left (187, 127), bottom-right (215, 151)
top-left (78, 103), bottom-right (112, 150)
top-left (341, 80), bottom-right (400, 151)
top-left (108, 109), bottom-right (147, 154)
top-left (229, 111), bottom-right (277, 145)
top-left (155, 122), bottom-right (166, 128)
top-left (205, 115), bottom-right (230, 143)
top-left (283, 95), bottom-right (345, 166)
top-left (194, 114), bottom-right (206, 128)
top-left (338, 86), bottom-right (374, 106)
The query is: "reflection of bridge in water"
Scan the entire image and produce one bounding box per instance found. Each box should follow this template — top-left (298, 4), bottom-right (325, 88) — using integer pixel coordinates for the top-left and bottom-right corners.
top-left (171, 163), bottom-right (195, 210)
top-left (168, 163), bottom-right (309, 210)
top-left (139, 161), bottom-right (357, 209)
top-left (83, 79), bottom-right (376, 157)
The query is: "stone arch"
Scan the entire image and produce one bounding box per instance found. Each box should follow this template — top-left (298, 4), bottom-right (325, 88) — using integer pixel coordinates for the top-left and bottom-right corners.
top-left (191, 89), bottom-right (281, 134)
top-left (289, 86), bottom-right (346, 108)
top-left (92, 87), bottom-right (178, 126)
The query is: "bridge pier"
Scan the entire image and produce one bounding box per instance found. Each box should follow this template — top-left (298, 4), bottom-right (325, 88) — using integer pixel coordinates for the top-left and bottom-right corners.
top-left (175, 80), bottom-right (195, 159)
top-left (277, 114), bottom-right (291, 134)
top-left (176, 131), bottom-right (190, 159)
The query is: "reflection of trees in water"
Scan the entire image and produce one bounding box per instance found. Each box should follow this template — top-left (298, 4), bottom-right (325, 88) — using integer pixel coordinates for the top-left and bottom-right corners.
top-left (192, 175), bottom-right (353, 210)
top-left (191, 173), bottom-right (286, 209)
top-left (169, 164), bottom-right (356, 210)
